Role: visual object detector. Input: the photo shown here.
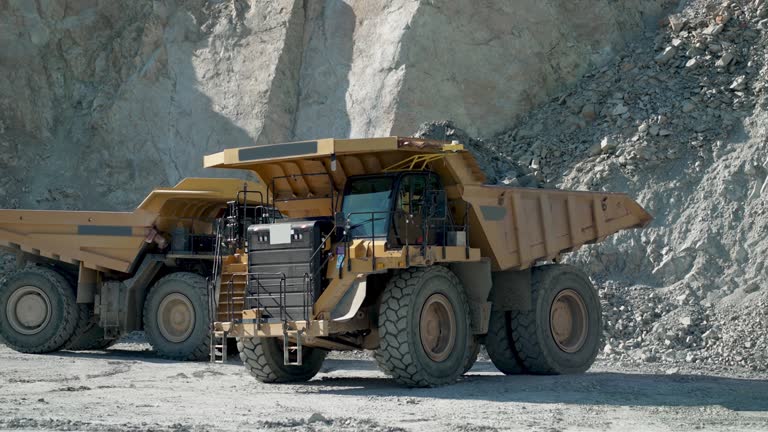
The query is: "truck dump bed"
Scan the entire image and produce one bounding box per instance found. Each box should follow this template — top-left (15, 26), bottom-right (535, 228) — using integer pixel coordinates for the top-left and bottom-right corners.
top-left (0, 178), bottom-right (262, 273)
top-left (461, 184), bottom-right (650, 270)
top-left (205, 137), bottom-right (651, 271)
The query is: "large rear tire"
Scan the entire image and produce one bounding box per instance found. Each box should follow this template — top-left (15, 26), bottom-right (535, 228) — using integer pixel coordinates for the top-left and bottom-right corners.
top-left (143, 272), bottom-right (210, 361)
top-left (237, 337), bottom-right (326, 383)
top-left (65, 320), bottom-right (115, 351)
top-left (0, 267), bottom-right (79, 353)
top-left (374, 266), bottom-right (472, 387)
top-left (508, 265), bottom-right (601, 374)
top-left (463, 336), bottom-right (481, 374)
top-left (485, 307), bottom-right (525, 375)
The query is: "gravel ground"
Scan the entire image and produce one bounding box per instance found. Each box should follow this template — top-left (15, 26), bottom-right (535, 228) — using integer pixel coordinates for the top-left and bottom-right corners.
top-left (0, 339), bottom-right (767, 432)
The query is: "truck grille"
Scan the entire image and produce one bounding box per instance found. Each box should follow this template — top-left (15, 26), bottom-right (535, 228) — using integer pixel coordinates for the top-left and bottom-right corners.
top-left (246, 221), bottom-right (326, 322)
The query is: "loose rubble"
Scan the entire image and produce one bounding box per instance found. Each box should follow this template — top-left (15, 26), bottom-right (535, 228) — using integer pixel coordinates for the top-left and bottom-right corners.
top-left (418, 0), bottom-right (768, 372)
top-left (600, 281), bottom-right (768, 371)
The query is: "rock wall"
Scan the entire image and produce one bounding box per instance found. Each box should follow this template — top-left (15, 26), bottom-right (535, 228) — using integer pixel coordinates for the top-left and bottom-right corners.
top-left (0, 0), bottom-right (303, 210)
top-left (391, 0), bottom-right (666, 137)
top-left (295, 0), bottom-right (670, 138)
top-left (0, 0), bottom-right (667, 211)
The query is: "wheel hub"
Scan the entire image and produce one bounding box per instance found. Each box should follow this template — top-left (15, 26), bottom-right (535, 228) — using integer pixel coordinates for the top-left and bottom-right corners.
top-left (6, 286), bottom-right (52, 335)
top-left (549, 289), bottom-right (588, 353)
top-left (419, 293), bottom-right (456, 362)
top-left (157, 293), bottom-right (195, 343)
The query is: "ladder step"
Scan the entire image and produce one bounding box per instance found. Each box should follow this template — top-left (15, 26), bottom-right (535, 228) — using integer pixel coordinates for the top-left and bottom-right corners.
top-left (210, 329), bottom-right (229, 363)
top-left (282, 328), bottom-right (304, 366)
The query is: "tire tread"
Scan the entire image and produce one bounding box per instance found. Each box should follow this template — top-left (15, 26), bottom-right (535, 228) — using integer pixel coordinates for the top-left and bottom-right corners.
top-left (0, 266), bottom-right (78, 353)
top-left (143, 272), bottom-right (210, 361)
top-left (237, 337), bottom-right (326, 383)
top-left (374, 266), bottom-right (471, 387)
top-left (508, 264), bottom-right (599, 375)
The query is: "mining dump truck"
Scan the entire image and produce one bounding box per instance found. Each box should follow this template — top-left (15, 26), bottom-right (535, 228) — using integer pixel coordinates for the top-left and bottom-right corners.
top-left (0, 178), bottom-right (271, 360)
top-left (204, 137), bottom-right (651, 386)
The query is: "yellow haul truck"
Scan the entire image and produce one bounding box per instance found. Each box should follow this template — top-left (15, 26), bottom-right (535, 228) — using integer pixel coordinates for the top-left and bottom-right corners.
top-left (0, 178), bottom-right (270, 360)
top-left (204, 137), bottom-right (651, 386)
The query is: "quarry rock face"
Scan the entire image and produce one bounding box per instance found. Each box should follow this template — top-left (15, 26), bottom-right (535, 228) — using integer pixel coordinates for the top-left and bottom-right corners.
top-left (0, 0), bottom-right (303, 210)
top-left (0, 0), bottom-right (666, 210)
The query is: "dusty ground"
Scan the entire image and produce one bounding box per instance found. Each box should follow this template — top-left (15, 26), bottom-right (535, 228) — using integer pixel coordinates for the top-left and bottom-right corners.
top-left (0, 339), bottom-right (767, 432)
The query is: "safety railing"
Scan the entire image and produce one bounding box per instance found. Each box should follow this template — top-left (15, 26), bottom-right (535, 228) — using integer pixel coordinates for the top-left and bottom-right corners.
top-left (222, 271), bottom-right (312, 326)
top-left (342, 210), bottom-right (396, 274)
top-left (340, 194), bottom-right (470, 273)
top-left (207, 220), bottom-right (225, 358)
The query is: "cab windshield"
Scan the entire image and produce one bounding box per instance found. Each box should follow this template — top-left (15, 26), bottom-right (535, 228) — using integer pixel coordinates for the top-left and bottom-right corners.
top-left (341, 176), bottom-right (395, 238)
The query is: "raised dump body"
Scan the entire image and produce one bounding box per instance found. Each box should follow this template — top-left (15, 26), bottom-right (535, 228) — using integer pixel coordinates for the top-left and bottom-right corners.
top-left (0, 178), bottom-right (266, 360)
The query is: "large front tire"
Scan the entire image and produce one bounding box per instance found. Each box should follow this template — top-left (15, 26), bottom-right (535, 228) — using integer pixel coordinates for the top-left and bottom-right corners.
top-left (0, 267), bottom-right (79, 353)
top-left (374, 266), bottom-right (472, 387)
top-left (509, 265), bottom-right (601, 374)
top-left (143, 272), bottom-right (210, 361)
top-left (238, 337), bottom-right (326, 383)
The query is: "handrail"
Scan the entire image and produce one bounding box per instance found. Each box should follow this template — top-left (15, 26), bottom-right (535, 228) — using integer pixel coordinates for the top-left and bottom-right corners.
top-left (209, 219), bottom-right (224, 326)
top-left (343, 210), bottom-right (396, 272)
top-left (307, 219), bottom-right (338, 264)
top-left (341, 192), bottom-right (470, 272)
top-left (231, 271), bottom-right (290, 322)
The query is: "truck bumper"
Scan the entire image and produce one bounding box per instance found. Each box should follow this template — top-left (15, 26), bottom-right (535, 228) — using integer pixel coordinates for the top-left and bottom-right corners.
top-left (214, 320), bottom-right (330, 338)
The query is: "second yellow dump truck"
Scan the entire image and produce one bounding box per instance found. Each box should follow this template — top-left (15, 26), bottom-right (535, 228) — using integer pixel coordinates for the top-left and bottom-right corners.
top-left (0, 178), bottom-right (268, 360)
top-left (204, 137), bottom-right (651, 386)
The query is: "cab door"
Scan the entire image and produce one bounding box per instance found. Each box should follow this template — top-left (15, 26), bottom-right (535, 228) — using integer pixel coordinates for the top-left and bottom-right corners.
top-left (390, 172), bottom-right (445, 247)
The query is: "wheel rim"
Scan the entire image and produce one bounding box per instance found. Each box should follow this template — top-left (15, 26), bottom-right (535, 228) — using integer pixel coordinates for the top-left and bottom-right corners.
top-left (157, 293), bottom-right (195, 343)
top-left (549, 289), bottom-right (588, 353)
top-left (419, 293), bottom-right (456, 362)
top-left (6, 286), bottom-right (52, 335)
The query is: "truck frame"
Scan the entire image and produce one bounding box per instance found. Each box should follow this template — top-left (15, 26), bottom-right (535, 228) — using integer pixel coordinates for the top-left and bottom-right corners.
top-left (203, 137), bottom-right (651, 386)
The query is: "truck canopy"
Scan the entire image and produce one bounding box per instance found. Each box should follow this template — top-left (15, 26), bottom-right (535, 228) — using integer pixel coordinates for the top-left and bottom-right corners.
top-left (204, 137), bottom-right (486, 218)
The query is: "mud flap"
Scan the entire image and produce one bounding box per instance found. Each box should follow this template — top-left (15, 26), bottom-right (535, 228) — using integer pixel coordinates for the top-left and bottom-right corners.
top-left (450, 260), bottom-right (493, 335)
top-left (490, 268), bottom-right (532, 311)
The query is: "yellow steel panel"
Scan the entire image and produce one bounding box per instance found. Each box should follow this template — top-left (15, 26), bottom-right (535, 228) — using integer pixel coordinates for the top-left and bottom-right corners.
top-left (0, 177), bottom-right (265, 273)
top-left (538, 195), bottom-right (555, 259)
top-left (462, 184), bottom-right (651, 271)
top-left (333, 137), bottom-right (398, 153)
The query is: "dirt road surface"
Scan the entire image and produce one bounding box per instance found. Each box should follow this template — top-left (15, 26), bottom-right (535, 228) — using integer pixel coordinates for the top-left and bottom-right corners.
top-left (1, 339), bottom-right (767, 432)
